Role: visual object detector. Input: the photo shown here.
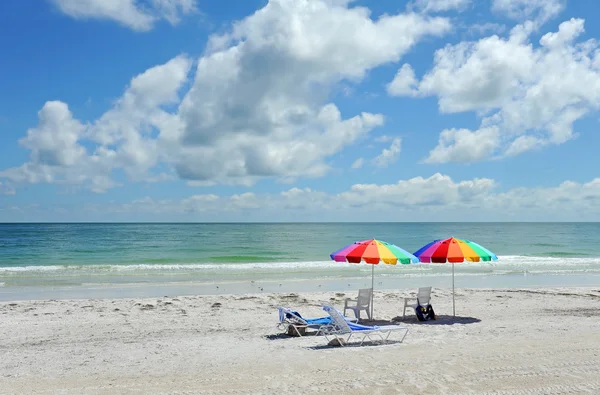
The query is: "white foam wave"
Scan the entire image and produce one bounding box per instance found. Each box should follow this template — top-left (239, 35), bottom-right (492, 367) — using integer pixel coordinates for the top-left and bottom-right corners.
top-left (0, 265), bottom-right (67, 273)
top-left (1, 255), bottom-right (600, 275)
top-left (0, 261), bottom-right (341, 273)
top-left (495, 255), bottom-right (600, 267)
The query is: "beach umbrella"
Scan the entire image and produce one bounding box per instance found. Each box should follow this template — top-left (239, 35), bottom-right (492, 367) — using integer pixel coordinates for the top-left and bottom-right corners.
top-left (413, 237), bottom-right (497, 316)
top-left (330, 239), bottom-right (419, 320)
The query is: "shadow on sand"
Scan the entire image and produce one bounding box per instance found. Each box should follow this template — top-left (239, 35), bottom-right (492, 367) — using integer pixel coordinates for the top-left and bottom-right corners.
top-left (391, 314), bottom-right (481, 325)
top-left (264, 332), bottom-right (319, 340)
top-left (308, 339), bottom-right (406, 350)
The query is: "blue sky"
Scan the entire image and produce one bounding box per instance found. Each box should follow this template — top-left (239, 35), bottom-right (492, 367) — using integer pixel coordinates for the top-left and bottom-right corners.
top-left (1, 0), bottom-right (600, 222)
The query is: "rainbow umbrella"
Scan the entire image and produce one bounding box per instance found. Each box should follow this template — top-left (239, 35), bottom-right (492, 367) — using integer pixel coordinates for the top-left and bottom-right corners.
top-left (413, 237), bottom-right (497, 316)
top-left (330, 239), bottom-right (419, 319)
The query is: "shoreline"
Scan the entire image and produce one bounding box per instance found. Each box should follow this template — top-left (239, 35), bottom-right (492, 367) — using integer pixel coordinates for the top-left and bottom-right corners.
top-left (2, 272), bottom-right (600, 302)
top-left (1, 287), bottom-right (600, 394)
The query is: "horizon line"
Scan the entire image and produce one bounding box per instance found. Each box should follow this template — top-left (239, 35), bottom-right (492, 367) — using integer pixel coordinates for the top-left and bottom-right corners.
top-left (1, 221), bottom-right (599, 224)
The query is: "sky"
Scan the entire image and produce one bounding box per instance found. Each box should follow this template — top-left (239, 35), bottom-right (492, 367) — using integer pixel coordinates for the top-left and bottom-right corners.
top-left (1, 0), bottom-right (600, 222)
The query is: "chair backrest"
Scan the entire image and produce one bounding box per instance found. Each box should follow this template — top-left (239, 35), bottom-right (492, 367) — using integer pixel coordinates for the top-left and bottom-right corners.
top-left (357, 288), bottom-right (372, 307)
top-left (277, 306), bottom-right (308, 325)
top-left (416, 287), bottom-right (432, 305)
top-left (322, 304), bottom-right (351, 334)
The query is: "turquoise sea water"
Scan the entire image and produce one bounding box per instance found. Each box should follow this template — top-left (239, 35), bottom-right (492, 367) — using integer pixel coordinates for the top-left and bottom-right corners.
top-left (1, 223), bottom-right (600, 300)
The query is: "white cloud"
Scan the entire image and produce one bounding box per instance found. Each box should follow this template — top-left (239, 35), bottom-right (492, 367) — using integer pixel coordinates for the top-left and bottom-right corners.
top-left (3, 0), bottom-right (452, 193)
top-left (409, 0), bottom-right (471, 13)
top-left (391, 18), bottom-right (600, 163)
top-left (123, 175), bottom-right (600, 220)
top-left (0, 56), bottom-right (193, 193)
top-left (351, 158), bottom-right (365, 169)
top-left (20, 101), bottom-right (87, 168)
top-left (375, 135), bottom-right (392, 143)
top-left (387, 64), bottom-right (420, 96)
top-left (503, 135), bottom-right (545, 157)
top-left (97, 173), bottom-right (499, 217)
top-left (151, 0), bottom-right (197, 25)
top-left (338, 173), bottom-right (496, 208)
top-left (51, 0), bottom-right (197, 31)
top-left (468, 22), bottom-right (506, 36)
top-left (372, 138), bottom-right (402, 167)
top-left (173, 0), bottom-right (450, 184)
top-left (424, 127), bottom-right (500, 163)
top-left (5, 175), bottom-right (600, 221)
top-left (492, 0), bottom-right (564, 25)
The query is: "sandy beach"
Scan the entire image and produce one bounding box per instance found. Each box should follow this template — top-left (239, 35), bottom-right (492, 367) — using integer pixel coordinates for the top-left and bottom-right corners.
top-left (1, 287), bottom-right (600, 394)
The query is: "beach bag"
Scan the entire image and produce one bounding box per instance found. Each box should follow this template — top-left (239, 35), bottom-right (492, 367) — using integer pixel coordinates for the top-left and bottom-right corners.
top-left (415, 304), bottom-right (436, 321)
top-left (425, 304), bottom-right (436, 320)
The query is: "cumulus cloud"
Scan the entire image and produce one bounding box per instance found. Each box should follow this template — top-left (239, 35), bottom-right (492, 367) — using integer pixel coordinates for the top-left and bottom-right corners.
top-left (492, 0), bottom-right (564, 26)
top-left (51, 0), bottom-right (197, 31)
top-left (351, 158), bottom-right (365, 169)
top-left (389, 17), bottom-right (600, 163)
top-left (372, 138), bottom-right (402, 167)
top-left (468, 22), bottom-right (506, 36)
top-left (115, 175), bottom-right (600, 221)
top-left (409, 0), bottom-right (471, 13)
top-left (5, 174), bottom-right (600, 221)
top-left (172, 0), bottom-right (449, 184)
top-left (387, 64), bottom-right (420, 97)
top-left (0, 56), bottom-right (193, 193)
top-left (338, 173), bottom-right (496, 208)
top-left (424, 127), bottom-right (500, 163)
top-left (3, 0), bottom-right (451, 193)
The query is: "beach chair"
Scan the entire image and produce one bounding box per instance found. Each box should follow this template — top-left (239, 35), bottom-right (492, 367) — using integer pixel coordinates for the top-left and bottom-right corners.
top-left (320, 304), bottom-right (408, 346)
top-left (276, 306), bottom-right (357, 337)
top-left (343, 288), bottom-right (372, 320)
top-left (403, 286), bottom-right (432, 318)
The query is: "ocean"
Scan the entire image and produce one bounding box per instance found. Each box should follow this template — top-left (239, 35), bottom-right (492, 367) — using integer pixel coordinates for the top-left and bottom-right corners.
top-left (1, 222), bottom-right (599, 300)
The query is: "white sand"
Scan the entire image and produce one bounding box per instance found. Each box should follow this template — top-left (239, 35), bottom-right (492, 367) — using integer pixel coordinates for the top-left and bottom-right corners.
top-left (1, 287), bottom-right (600, 394)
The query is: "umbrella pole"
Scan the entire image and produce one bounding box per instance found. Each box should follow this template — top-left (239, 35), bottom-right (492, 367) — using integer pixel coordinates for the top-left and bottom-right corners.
top-left (452, 262), bottom-right (456, 317)
top-left (370, 264), bottom-right (374, 321)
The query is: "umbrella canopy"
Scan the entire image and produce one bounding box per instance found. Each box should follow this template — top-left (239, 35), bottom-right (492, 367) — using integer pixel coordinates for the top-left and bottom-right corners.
top-left (330, 239), bottom-right (419, 320)
top-left (413, 237), bottom-right (497, 316)
top-left (331, 239), bottom-right (419, 265)
top-left (415, 237), bottom-right (497, 263)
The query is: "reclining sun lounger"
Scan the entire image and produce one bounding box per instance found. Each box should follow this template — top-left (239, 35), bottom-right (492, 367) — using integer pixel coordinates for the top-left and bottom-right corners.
top-left (320, 304), bottom-right (409, 346)
top-left (276, 306), bottom-right (357, 336)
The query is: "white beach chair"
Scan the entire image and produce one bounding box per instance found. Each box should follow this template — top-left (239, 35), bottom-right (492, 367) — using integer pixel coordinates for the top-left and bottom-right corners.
top-left (403, 286), bottom-right (432, 318)
top-left (344, 288), bottom-right (372, 320)
top-left (320, 304), bottom-right (408, 346)
top-left (276, 306), bottom-right (357, 336)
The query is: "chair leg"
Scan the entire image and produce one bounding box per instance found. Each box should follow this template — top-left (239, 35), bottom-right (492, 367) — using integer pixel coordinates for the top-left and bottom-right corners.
top-left (399, 328), bottom-right (408, 343)
top-left (291, 324), bottom-right (303, 337)
top-left (403, 300), bottom-right (407, 318)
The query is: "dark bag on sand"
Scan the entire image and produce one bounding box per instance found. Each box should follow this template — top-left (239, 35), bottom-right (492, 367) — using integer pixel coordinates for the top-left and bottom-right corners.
top-left (415, 304), bottom-right (436, 321)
